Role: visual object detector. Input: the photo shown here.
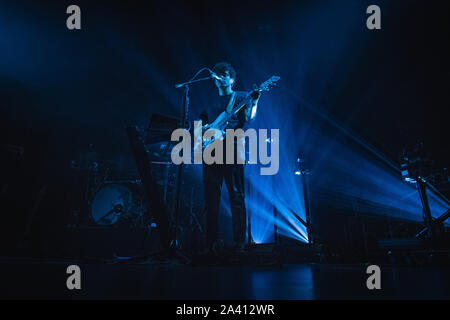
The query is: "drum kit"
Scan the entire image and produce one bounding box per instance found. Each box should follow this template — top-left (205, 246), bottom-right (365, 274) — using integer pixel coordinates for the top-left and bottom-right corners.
top-left (70, 145), bottom-right (149, 227)
top-left (70, 140), bottom-right (202, 232)
top-left (67, 114), bottom-right (206, 254)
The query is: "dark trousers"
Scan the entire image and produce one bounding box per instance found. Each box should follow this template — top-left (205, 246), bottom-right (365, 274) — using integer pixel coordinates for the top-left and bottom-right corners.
top-left (203, 162), bottom-right (246, 247)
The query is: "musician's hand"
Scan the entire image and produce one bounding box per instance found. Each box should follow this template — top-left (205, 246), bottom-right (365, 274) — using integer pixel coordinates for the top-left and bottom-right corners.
top-left (245, 90), bottom-right (260, 122)
top-left (250, 90), bottom-right (260, 100)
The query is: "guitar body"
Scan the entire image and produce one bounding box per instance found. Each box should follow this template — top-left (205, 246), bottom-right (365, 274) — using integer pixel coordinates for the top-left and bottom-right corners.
top-left (201, 76), bottom-right (280, 149)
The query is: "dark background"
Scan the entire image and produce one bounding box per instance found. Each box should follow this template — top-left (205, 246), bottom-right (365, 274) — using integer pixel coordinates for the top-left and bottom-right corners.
top-left (0, 0), bottom-right (449, 252)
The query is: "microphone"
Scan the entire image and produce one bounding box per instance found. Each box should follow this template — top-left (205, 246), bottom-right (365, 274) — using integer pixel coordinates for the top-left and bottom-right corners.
top-left (208, 70), bottom-right (223, 81)
top-left (174, 68), bottom-right (224, 88)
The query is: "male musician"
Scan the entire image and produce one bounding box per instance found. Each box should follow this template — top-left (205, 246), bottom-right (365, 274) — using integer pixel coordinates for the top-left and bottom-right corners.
top-left (199, 62), bottom-right (260, 254)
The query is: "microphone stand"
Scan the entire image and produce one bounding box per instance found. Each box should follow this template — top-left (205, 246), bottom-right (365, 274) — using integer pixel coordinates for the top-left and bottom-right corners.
top-left (172, 72), bottom-right (212, 255)
top-left (174, 76), bottom-right (212, 89)
top-left (111, 72), bottom-right (214, 266)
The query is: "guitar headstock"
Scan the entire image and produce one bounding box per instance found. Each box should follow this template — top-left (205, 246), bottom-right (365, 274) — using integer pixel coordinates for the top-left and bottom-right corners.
top-left (258, 76), bottom-right (281, 92)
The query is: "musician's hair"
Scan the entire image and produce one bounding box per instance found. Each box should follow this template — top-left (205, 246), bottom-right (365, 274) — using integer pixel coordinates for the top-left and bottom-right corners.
top-left (213, 61), bottom-right (236, 80)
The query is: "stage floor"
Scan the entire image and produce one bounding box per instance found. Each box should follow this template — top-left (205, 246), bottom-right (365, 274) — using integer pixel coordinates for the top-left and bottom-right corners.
top-left (0, 258), bottom-right (449, 300)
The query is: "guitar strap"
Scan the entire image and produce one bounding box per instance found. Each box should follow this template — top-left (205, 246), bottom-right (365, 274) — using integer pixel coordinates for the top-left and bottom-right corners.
top-left (225, 91), bottom-right (237, 113)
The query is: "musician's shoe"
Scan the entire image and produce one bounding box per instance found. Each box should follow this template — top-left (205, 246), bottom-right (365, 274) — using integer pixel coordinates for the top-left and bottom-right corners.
top-left (191, 241), bottom-right (228, 265)
top-left (195, 241), bottom-right (225, 257)
top-left (232, 242), bottom-right (247, 254)
top-left (210, 240), bottom-right (226, 255)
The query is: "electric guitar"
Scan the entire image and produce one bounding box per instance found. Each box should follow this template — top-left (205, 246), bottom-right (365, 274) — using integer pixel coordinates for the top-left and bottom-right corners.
top-left (197, 76), bottom-right (280, 149)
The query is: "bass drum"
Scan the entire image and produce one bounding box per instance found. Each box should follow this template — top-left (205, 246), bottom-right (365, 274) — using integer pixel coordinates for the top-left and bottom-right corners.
top-left (90, 181), bottom-right (144, 226)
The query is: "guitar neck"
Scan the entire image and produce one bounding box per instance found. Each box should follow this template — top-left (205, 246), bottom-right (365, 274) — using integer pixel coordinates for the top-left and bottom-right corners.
top-left (230, 92), bottom-right (256, 116)
top-left (209, 76), bottom-right (280, 128)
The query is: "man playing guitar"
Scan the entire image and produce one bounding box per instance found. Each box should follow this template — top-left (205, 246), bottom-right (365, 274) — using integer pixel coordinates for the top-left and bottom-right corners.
top-left (199, 62), bottom-right (260, 254)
